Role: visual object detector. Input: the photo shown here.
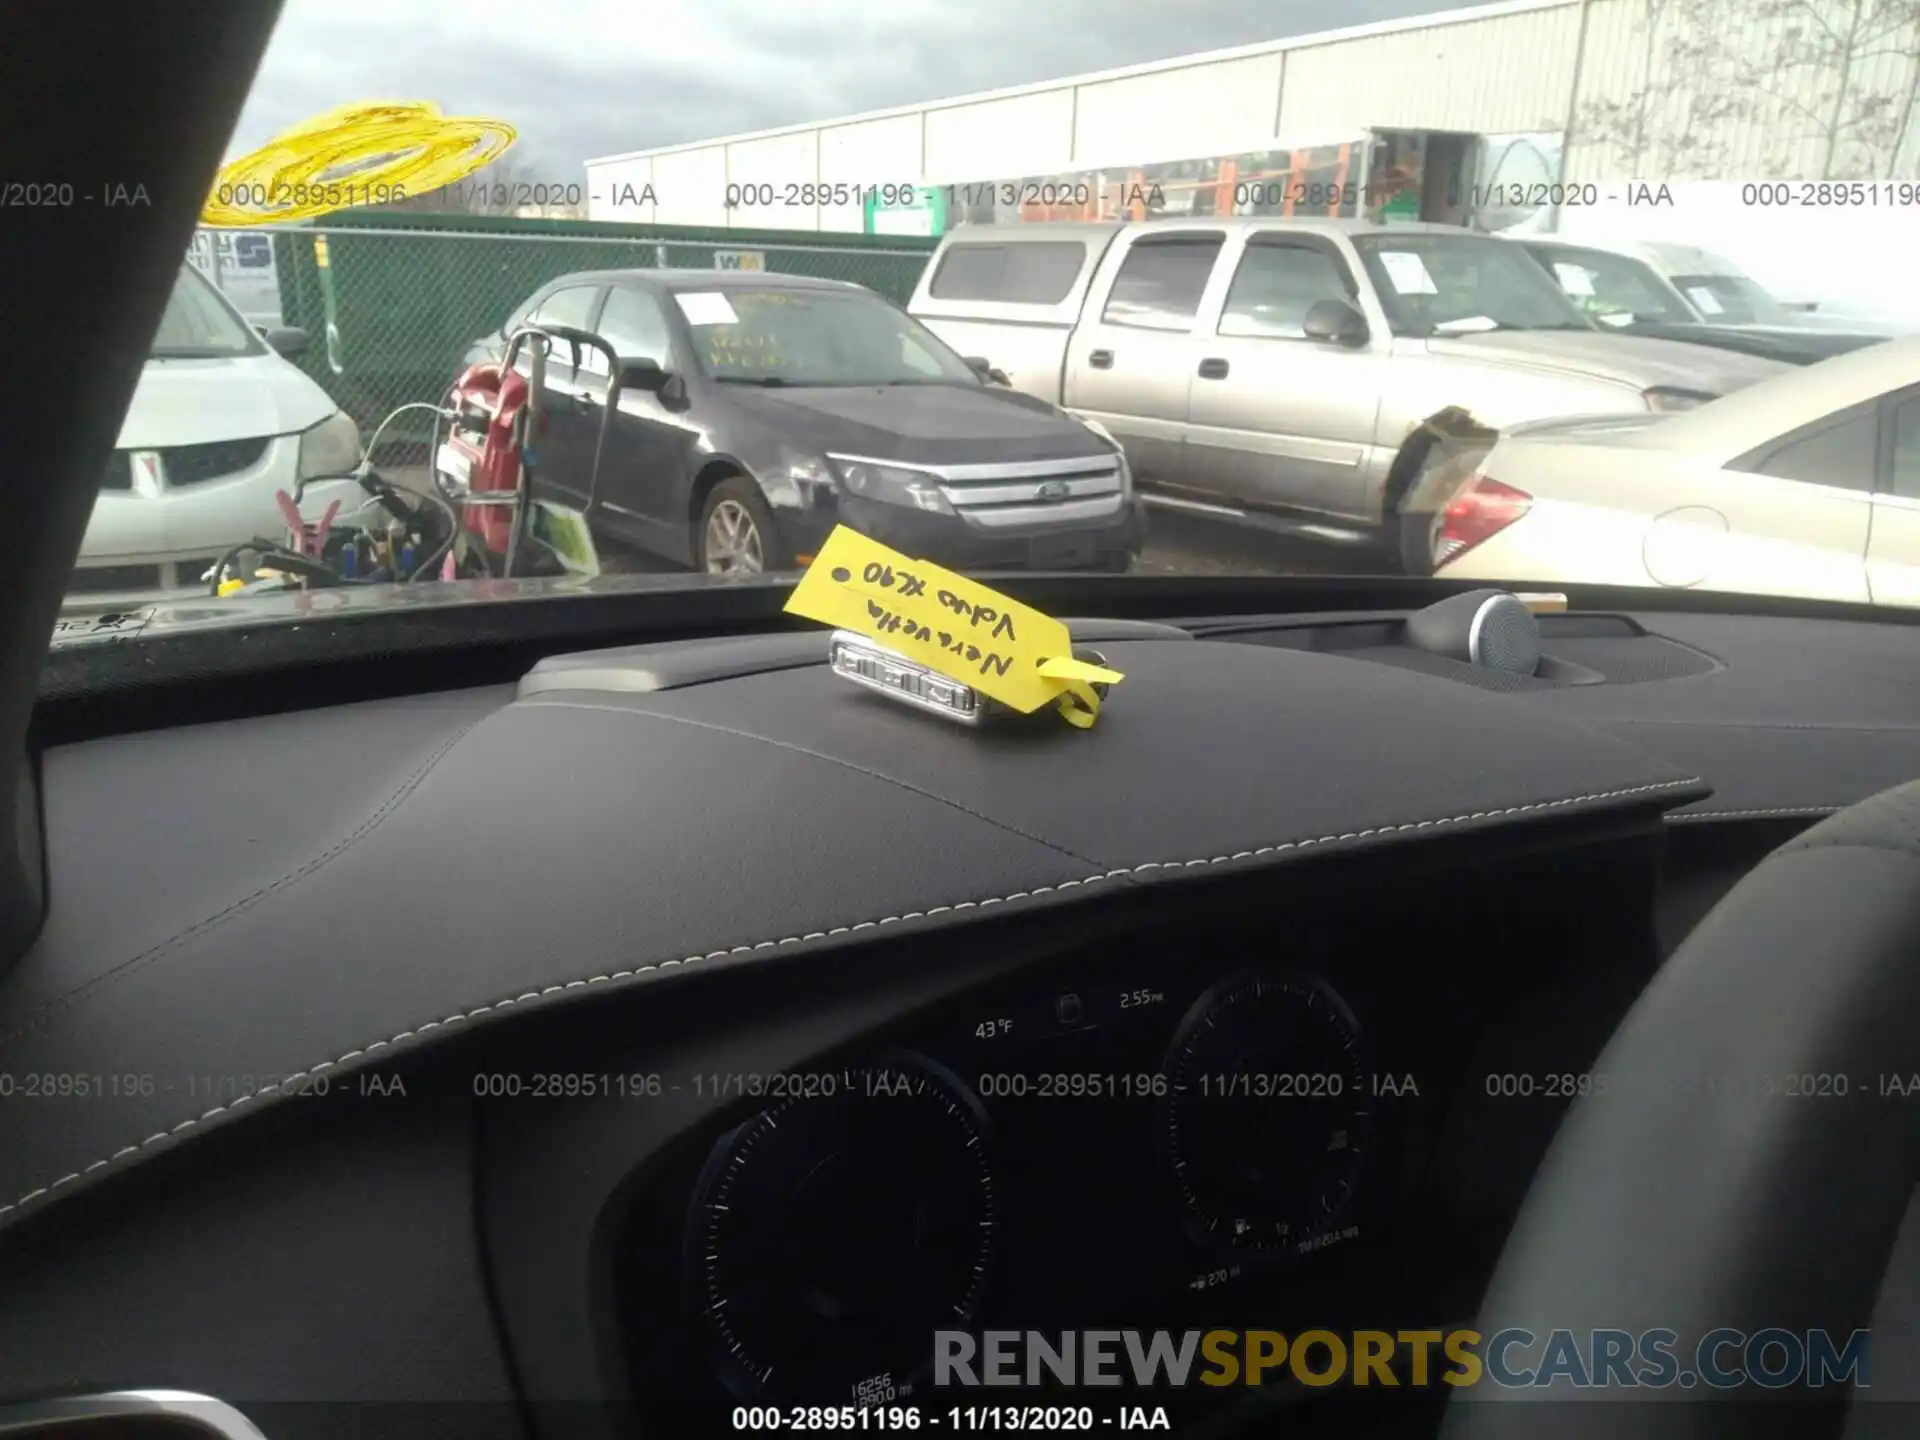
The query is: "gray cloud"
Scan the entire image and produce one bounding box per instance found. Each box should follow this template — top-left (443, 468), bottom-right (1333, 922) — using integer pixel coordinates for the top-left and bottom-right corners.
top-left (234, 0), bottom-right (1465, 171)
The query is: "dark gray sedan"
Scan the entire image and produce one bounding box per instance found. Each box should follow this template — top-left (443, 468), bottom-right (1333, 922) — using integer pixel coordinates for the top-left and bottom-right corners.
top-left (449, 269), bottom-right (1147, 574)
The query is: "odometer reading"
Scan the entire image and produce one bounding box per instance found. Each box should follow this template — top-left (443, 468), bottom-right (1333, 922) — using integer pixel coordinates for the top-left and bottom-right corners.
top-left (688, 1051), bottom-right (998, 1403)
top-left (1158, 971), bottom-right (1371, 1255)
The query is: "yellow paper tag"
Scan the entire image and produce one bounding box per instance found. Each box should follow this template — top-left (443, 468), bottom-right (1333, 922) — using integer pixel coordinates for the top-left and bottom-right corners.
top-left (784, 526), bottom-right (1121, 717)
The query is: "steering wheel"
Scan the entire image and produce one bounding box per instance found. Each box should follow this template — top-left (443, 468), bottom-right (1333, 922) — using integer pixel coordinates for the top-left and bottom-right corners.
top-left (1440, 780), bottom-right (1920, 1439)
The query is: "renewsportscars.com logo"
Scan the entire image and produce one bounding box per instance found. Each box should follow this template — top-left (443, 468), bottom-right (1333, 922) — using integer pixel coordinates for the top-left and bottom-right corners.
top-left (933, 1328), bottom-right (1870, 1391)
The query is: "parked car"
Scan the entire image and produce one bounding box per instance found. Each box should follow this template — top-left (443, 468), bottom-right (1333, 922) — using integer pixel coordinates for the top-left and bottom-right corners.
top-left (1509, 235), bottom-right (1896, 362)
top-left (442, 269), bottom-right (1147, 574)
top-left (70, 263), bottom-right (364, 608)
top-left (1429, 336), bottom-right (1920, 604)
top-left (907, 218), bottom-right (1789, 566)
top-left (1542, 235), bottom-right (1909, 335)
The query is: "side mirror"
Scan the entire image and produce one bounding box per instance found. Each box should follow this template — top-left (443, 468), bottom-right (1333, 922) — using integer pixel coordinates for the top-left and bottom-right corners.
top-left (965, 356), bottom-right (1011, 385)
top-left (263, 326), bottom-right (310, 357)
top-left (618, 356), bottom-right (670, 390)
top-left (1302, 300), bottom-right (1368, 347)
top-left (619, 357), bottom-right (689, 409)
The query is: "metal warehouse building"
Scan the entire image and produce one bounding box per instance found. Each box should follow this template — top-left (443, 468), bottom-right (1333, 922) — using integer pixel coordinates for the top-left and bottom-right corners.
top-left (585, 0), bottom-right (1920, 241)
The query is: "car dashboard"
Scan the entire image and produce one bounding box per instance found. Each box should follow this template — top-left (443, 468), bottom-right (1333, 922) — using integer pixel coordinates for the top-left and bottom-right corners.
top-left (3, 596), bottom-right (1916, 1440)
top-left (482, 829), bottom-right (1654, 1438)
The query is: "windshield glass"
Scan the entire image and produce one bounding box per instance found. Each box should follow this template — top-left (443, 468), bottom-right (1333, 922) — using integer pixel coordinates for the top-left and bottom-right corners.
top-left (682, 288), bottom-right (979, 386)
top-left (1521, 245), bottom-right (1696, 326)
top-left (1351, 234), bottom-right (1591, 336)
top-left (1669, 273), bottom-right (1794, 325)
top-left (56, 0), bottom-right (1920, 626)
top-left (152, 265), bottom-right (265, 359)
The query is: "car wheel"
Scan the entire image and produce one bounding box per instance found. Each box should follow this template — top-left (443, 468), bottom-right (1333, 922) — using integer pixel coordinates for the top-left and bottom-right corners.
top-left (696, 476), bottom-right (792, 576)
top-left (1393, 499), bottom-right (1438, 577)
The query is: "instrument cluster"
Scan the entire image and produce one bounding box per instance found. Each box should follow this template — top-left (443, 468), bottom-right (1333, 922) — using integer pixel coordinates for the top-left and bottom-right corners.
top-left (626, 948), bottom-right (1448, 1412)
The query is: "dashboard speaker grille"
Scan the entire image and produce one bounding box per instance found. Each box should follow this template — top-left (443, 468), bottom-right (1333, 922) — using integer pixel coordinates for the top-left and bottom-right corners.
top-left (1467, 595), bottom-right (1543, 676)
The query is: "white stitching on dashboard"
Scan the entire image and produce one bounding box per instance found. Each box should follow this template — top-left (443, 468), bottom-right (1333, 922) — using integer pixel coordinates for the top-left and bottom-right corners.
top-left (0, 775), bottom-right (1700, 1224)
top-left (1665, 807), bottom-right (1840, 822)
top-left (0, 719), bottom-right (485, 1057)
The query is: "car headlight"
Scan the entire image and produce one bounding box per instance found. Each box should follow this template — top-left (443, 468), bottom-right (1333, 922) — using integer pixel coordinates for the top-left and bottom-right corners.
top-left (296, 409), bottom-right (364, 480)
top-left (1643, 387), bottom-right (1714, 413)
top-left (826, 455), bottom-right (954, 514)
top-left (1075, 415), bottom-right (1134, 496)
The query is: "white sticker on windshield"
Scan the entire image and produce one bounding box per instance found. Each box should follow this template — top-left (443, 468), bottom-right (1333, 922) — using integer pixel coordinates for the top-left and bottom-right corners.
top-left (1431, 315), bottom-right (1499, 334)
top-left (1687, 286), bottom-right (1725, 316)
top-left (1379, 251), bottom-right (1439, 295)
top-left (675, 291), bottom-right (740, 326)
top-left (1553, 262), bottom-right (1596, 297)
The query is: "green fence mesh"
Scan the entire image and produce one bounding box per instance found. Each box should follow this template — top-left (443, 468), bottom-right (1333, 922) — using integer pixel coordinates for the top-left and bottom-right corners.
top-left (246, 211), bottom-right (939, 454)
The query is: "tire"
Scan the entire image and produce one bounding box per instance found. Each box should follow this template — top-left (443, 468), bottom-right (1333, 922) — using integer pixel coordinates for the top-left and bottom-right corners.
top-left (1389, 436), bottom-right (1488, 577)
top-left (694, 475), bottom-right (793, 575)
top-left (1394, 499), bottom-right (1438, 577)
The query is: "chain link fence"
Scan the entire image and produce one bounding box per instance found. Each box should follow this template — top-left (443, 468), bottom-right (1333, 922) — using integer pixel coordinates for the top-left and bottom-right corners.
top-left (219, 215), bottom-right (939, 457)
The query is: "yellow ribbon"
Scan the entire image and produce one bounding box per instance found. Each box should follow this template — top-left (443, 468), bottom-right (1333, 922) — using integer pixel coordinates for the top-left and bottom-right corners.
top-left (203, 101), bottom-right (517, 227)
top-left (1039, 655), bottom-right (1124, 729)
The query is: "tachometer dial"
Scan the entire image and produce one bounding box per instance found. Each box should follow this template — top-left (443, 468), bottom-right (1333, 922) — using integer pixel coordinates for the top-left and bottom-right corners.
top-left (687, 1051), bottom-right (997, 1404)
top-left (1157, 970), bottom-right (1371, 1255)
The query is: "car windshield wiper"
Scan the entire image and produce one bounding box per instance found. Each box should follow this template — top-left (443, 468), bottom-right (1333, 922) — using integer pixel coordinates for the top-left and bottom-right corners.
top-left (714, 375), bottom-right (792, 386)
top-left (149, 345), bottom-right (251, 359)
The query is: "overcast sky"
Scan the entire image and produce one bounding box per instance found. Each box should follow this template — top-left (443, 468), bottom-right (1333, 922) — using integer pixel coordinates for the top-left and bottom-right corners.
top-left (233, 0), bottom-right (1465, 170)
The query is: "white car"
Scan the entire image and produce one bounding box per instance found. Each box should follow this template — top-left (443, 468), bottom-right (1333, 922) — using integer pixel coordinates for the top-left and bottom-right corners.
top-left (1508, 235), bottom-right (1898, 361)
top-left (71, 263), bottom-right (364, 608)
top-left (1431, 335), bottom-right (1920, 605)
top-left (1524, 235), bottom-right (1908, 336)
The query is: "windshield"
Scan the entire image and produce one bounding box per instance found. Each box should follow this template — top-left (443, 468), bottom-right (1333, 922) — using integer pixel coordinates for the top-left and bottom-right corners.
top-left (56, 0), bottom-right (1920, 626)
top-left (1521, 245), bottom-right (1697, 326)
top-left (682, 288), bottom-right (979, 387)
top-left (1669, 273), bottom-right (1794, 325)
top-left (1351, 234), bottom-right (1591, 337)
top-left (152, 264), bottom-right (266, 359)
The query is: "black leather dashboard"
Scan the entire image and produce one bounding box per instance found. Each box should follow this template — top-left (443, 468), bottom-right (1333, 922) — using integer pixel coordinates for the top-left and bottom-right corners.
top-left (3, 599), bottom-right (1917, 1436)
top-left (0, 629), bottom-right (1703, 1238)
top-left (1190, 609), bottom-right (1920, 824)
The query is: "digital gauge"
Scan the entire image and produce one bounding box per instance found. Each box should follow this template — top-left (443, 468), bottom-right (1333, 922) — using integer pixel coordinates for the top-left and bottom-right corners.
top-left (685, 1051), bottom-right (997, 1404)
top-left (1158, 970), bottom-right (1372, 1255)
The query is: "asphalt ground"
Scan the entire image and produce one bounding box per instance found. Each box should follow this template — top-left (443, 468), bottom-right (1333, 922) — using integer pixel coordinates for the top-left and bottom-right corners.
top-left (369, 466), bottom-right (1376, 581)
top-left (1129, 507), bottom-right (1362, 578)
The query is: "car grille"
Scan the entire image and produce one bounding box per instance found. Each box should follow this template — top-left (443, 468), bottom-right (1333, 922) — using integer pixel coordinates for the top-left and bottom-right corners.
top-left (99, 439), bottom-right (272, 492)
top-left (925, 453), bottom-right (1127, 530)
top-left (160, 436), bottom-right (271, 487)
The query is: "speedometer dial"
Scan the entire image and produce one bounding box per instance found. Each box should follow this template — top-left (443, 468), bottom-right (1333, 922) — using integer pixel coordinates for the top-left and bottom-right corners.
top-left (686, 1051), bottom-right (997, 1405)
top-left (1157, 970), bottom-right (1371, 1255)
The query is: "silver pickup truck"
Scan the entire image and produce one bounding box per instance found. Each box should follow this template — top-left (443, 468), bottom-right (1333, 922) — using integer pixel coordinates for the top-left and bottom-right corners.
top-left (908, 217), bottom-right (1791, 568)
